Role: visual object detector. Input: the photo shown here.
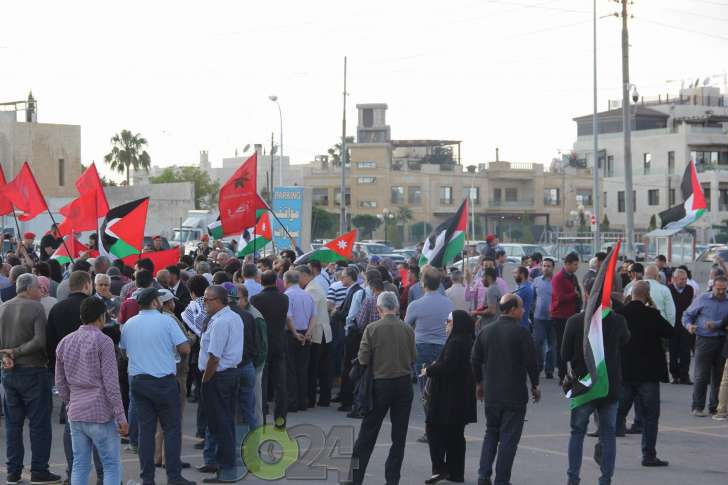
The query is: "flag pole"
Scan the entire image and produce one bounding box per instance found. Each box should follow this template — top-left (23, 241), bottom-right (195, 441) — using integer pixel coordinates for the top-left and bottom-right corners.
top-left (46, 208), bottom-right (74, 265)
top-left (9, 207), bottom-right (22, 256)
top-left (253, 221), bottom-right (257, 265)
top-left (258, 196), bottom-right (298, 244)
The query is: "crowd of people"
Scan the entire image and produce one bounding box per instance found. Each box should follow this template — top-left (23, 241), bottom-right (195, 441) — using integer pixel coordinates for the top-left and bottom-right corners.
top-left (0, 229), bottom-right (726, 485)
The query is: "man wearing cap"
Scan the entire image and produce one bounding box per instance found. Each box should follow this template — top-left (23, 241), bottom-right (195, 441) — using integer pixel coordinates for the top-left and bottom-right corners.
top-left (40, 225), bottom-right (63, 262)
top-left (20, 232), bottom-right (40, 264)
top-left (196, 235), bottom-right (212, 259)
top-left (198, 285), bottom-right (244, 482)
top-left (120, 288), bottom-right (194, 485)
top-left (481, 235), bottom-right (500, 261)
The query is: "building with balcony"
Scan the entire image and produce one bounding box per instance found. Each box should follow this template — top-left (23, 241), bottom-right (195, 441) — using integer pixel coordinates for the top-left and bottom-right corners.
top-left (303, 103), bottom-right (592, 244)
top-left (572, 85), bottom-right (728, 241)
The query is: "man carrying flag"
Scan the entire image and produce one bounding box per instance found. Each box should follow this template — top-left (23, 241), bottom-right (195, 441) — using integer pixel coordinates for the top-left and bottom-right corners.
top-left (562, 243), bottom-right (631, 485)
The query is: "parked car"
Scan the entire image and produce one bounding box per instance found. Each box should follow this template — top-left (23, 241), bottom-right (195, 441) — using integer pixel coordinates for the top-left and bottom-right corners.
top-left (393, 248), bottom-right (418, 260)
top-left (499, 243), bottom-right (554, 262)
top-left (354, 242), bottom-right (404, 263)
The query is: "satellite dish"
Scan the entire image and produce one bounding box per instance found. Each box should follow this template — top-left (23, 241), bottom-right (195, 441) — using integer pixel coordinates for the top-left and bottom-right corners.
top-left (243, 144), bottom-right (251, 153)
top-left (695, 78), bottom-right (700, 88)
top-left (704, 77), bottom-right (711, 86)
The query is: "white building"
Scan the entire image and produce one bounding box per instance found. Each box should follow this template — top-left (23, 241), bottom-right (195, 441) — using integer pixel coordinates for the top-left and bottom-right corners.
top-left (573, 86), bottom-right (728, 241)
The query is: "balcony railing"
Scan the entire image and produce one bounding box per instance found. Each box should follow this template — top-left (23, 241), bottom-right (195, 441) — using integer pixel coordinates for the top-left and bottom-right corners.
top-left (488, 199), bottom-right (535, 208)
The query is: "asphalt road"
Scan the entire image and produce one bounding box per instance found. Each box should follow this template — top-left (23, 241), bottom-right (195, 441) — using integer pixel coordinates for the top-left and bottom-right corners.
top-left (0, 378), bottom-right (726, 485)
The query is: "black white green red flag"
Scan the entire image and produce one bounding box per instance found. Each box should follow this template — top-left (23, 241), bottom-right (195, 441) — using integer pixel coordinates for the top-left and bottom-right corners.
top-left (99, 198), bottom-right (149, 260)
top-left (568, 240), bottom-right (621, 409)
top-left (237, 211), bottom-right (272, 257)
top-left (51, 236), bottom-right (87, 265)
top-left (418, 198), bottom-right (468, 268)
top-left (658, 160), bottom-right (707, 231)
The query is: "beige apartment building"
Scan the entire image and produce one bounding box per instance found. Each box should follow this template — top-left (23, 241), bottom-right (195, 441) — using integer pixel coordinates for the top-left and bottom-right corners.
top-left (302, 103), bottom-right (593, 245)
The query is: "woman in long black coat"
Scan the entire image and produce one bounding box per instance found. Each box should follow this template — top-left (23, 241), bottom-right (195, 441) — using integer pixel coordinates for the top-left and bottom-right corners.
top-left (422, 310), bottom-right (478, 484)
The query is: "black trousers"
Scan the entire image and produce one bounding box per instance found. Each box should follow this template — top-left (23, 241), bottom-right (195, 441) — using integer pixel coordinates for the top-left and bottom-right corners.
top-left (349, 376), bottom-right (413, 485)
top-left (263, 350), bottom-right (288, 424)
top-left (201, 369), bottom-right (239, 469)
top-left (426, 423), bottom-right (466, 481)
top-left (692, 335), bottom-right (726, 412)
top-left (286, 333), bottom-right (311, 411)
top-left (308, 340), bottom-right (332, 406)
top-left (553, 318), bottom-right (568, 381)
top-left (669, 327), bottom-right (692, 381)
top-left (339, 331), bottom-right (363, 406)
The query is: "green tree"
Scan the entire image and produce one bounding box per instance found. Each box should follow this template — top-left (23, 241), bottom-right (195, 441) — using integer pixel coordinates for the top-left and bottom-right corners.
top-left (648, 214), bottom-right (658, 231)
top-left (149, 166), bottom-right (220, 209)
top-left (602, 213), bottom-right (610, 232)
top-left (351, 214), bottom-right (382, 239)
top-left (103, 130), bottom-right (151, 186)
top-left (520, 213), bottom-right (535, 243)
top-left (327, 136), bottom-right (354, 166)
top-left (312, 206), bottom-right (338, 239)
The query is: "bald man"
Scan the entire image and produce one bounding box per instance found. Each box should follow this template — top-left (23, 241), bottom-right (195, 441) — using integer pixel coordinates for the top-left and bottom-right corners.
top-left (616, 281), bottom-right (673, 466)
top-left (471, 293), bottom-right (539, 485)
top-left (624, 265), bottom-right (675, 326)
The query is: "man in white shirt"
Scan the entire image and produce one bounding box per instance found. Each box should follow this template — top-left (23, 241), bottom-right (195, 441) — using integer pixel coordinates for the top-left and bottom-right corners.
top-left (445, 270), bottom-right (468, 312)
top-left (624, 264), bottom-right (676, 326)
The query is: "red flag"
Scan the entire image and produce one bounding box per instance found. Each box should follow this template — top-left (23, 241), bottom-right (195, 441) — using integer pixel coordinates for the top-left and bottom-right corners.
top-left (76, 163), bottom-right (109, 217)
top-left (0, 162), bottom-right (49, 221)
top-left (58, 190), bottom-right (98, 236)
top-left (0, 165), bottom-right (14, 216)
top-left (218, 153), bottom-right (261, 236)
top-left (122, 247), bottom-right (181, 276)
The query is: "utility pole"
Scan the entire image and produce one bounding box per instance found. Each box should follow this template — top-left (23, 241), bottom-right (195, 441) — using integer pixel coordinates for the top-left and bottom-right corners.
top-left (339, 56), bottom-right (348, 234)
top-left (621, 0), bottom-right (636, 259)
top-left (270, 132), bottom-right (275, 199)
top-left (592, 0), bottom-right (601, 252)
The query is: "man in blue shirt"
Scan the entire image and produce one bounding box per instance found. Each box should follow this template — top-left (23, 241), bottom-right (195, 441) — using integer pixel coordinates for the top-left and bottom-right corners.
top-left (284, 270), bottom-right (315, 412)
top-left (120, 288), bottom-right (193, 485)
top-left (532, 258), bottom-right (555, 378)
top-left (198, 285), bottom-right (245, 482)
top-left (682, 275), bottom-right (728, 416)
top-left (242, 264), bottom-right (263, 299)
top-left (512, 266), bottom-right (534, 330)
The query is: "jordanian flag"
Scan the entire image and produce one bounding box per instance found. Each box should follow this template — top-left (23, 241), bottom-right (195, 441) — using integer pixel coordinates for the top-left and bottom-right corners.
top-left (294, 230), bottom-right (357, 265)
top-left (99, 198), bottom-right (149, 260)
top-left (659, 160), bottom-right (707, 230)
top-left (238, 212), bottom-right (272, 257)
top-left (419, 199), bottom-right (468, 268)
top-left (568, 240), bottom-right (621, 409)
top-left (51, 236), bottom-right (87, 265)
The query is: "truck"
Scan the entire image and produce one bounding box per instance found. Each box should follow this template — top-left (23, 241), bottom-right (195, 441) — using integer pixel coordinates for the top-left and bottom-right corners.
top-left (170, 210), bottom-right (217, 255)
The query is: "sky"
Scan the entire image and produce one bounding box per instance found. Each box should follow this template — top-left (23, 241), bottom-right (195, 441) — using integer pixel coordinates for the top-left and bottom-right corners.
top-left (2, 0), bottom-right (728, 182)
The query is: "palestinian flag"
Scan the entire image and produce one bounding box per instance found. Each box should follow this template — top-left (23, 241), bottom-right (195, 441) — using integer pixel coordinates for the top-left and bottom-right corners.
top-left (419, 199), bottom-right (468, 268)
top-left (294, 230), bottom-right (357, 265)
top-left (208, 219), bottom-right (224, 240)
top-left (659, 160), bottom-right (707, 230)
top-left (568, 240), bottom-right (621, 409)
top-left (51, 236), bottom-right (87, 265)
top-left (238, 212), bottom-right (272, 257)
top-left (99, 198), bottom-right (149, 260)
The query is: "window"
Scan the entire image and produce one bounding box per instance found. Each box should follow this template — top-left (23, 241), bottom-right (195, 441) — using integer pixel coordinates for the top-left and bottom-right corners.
top-left (440, 186), bottom-right (453, 205)
top-left (668, 151), bottom-right (675, 175)
top-left (312, 188), bottom-right (329, 206)
top-left (669, 189), bottom-right (676, 206)
top-left (720, 189), bottom-right (728, 211)
top-left (362, 108), bottom-right (373, 127)
top-left (358, 200), bottom-right (377, 208)
top-left (648, 189), bottom-right (659, 206)
top-left (408, 186), bottom-right (422, 205)
top-left (576, 189), bottom-right (593, 206)
top-left (357, 161), bottom-right (376, 169)
top-left (466, 187), bottom-right (480, 205)
top-left (691, 150), bottom-right (728, 170)
top-left (493, 188), bottom-right (502, 202)
top-left (703, 184), bottom-right (711, 210)
top-left (618, 191), bottom-right (625, 213)
top-left (643, 153), bottom-right (652, 175)
top-left (58, 158), bottom-right (65, 186)
top-left (334, 188), bottom-right (351, 206)
top-left (606, 155), bottom-right (614, 177)
top-left (357, 176), bottom-right (376, 184)
top-left (505, 188), bottom-right (517, 202)
top-left (391, 186), bottom-right (405, 204)
top-left (544, 188), bottom-right (560, 206)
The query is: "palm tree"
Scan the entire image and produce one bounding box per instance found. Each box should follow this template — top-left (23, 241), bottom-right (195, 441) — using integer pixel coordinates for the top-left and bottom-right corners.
top-left (104, 130), bottom-right (151, 185)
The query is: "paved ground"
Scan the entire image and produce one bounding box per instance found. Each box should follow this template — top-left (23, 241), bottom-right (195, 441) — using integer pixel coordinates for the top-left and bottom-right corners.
top-left (0, 378), bottom-right (726, 485)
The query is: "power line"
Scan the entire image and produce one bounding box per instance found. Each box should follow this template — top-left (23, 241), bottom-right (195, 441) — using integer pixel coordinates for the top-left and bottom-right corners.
top-left (637, 17), bottom-right (728, 42)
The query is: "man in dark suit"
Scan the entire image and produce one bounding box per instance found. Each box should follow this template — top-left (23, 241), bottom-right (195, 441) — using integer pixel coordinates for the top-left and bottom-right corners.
top-left (617, 281), bottom-right (674, 467)
top-left (668, 268), bottom-right (695, 384)
top-left (250, 270), bottom-right (289, 428)
top-left (165, 265), bottom-right (191, 321)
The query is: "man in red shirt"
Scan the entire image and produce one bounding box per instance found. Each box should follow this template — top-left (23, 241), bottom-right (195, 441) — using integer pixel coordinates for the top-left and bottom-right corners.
top-left (550, 252), bottom-right (582, 384)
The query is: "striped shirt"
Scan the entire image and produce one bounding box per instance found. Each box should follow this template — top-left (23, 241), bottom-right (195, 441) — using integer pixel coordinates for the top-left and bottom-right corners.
top-left (55, 325), bottom-right (126, 425)
top-left (327, 281), bottom-right (348, 308)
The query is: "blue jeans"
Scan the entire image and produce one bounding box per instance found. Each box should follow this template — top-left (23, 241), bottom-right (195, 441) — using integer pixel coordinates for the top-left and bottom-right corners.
top-left (64, 420), bottom-right (103, 481)
top-left (230, 363), bottom-right (258, 479)
top-left (416, 343), bottom-right (444, 394)
top-left (478, 405), bottom-right (526, 485)
top-left (568, 400), bottom-right (618, 485)
top-left (128, 374), bottom-right (138, 447)
top-left (618, 382), bottom-right (660, 459)
top-left (69, 420), bottom-right (121, 485)
top-left (533, 318), bottom-right (555, 375)
top-left (1, 367), bottom-right (53, 475)
top-left (131, 375), bottom-right (183, 483)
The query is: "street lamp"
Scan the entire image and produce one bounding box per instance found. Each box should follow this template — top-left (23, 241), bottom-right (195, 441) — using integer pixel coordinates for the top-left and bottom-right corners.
top-left (268, 95), bottom-right (283, 187)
